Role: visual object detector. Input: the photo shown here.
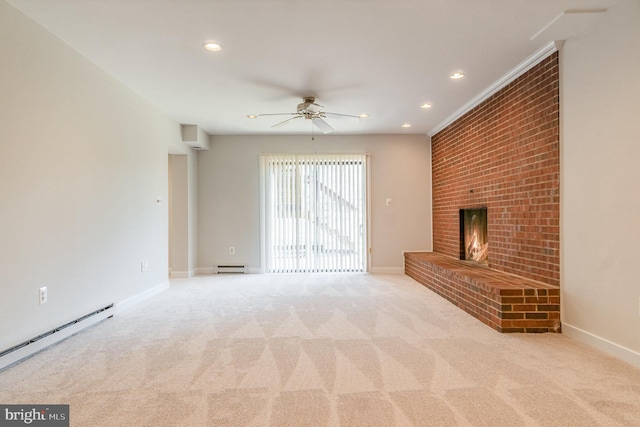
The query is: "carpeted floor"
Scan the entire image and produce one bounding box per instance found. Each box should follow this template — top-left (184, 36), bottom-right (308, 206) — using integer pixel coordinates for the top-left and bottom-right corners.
top-left (1, 273), bottom-right (639, 426)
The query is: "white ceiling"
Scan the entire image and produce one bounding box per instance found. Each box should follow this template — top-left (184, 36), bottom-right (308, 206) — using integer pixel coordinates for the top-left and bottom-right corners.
top-left (7, 0), bottom-right (616, 136)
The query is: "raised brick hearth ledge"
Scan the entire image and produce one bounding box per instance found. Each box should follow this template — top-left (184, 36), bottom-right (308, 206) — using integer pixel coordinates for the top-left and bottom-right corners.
top-left (405, 252), bottom-right (560, 333)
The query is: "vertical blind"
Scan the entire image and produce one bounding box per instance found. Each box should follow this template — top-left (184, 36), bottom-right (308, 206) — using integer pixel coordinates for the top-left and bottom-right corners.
top-left (260, 153), bottom-right (367, 273)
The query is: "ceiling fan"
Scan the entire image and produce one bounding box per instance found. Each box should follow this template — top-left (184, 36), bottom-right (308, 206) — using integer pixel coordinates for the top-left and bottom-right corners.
top-left (250, 97), bottom-right (366, 134)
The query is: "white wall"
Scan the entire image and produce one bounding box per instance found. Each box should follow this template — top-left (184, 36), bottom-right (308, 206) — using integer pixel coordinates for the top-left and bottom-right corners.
top-left (168, 151), bottom-right (198, 277)
top-left (0, 1), bottom-right (185, 350)
top-left (197, 134), bottom-right (432, 273)
top-left (188, 140), bottom-right (200, 273)
top-left (561, 0), bottom-right (640, 366)
top-left (169, 155), bottom-right (189, 275)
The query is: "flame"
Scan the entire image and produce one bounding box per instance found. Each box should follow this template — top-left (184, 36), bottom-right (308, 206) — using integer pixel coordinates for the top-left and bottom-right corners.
top-left (467, 230), bottom-right (488, 263)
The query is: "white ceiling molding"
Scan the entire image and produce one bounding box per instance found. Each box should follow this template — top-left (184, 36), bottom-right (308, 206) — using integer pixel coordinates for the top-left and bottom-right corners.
top-left (428, 40), bottom-right (561, 137)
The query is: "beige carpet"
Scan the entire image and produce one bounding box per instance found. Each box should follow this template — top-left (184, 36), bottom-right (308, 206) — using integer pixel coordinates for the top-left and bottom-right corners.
top-left (1, 274), bottom-right (639, 426)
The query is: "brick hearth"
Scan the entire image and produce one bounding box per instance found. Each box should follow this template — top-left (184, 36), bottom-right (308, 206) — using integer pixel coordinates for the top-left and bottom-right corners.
top-left (405, 252), bottom-right (560, 333)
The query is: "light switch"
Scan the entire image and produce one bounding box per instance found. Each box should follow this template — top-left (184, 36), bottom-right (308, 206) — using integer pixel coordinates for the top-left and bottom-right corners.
top-left (386, 198), bottom-right (392, 206)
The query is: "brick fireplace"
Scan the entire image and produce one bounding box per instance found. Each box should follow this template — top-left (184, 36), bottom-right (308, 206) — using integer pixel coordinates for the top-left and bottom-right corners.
top-left (406, 52), bottom-right (560, 332)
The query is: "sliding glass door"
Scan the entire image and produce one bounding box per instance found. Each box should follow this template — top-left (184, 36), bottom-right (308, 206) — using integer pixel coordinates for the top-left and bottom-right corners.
top-left (260, 154), bottom-right (367, 273)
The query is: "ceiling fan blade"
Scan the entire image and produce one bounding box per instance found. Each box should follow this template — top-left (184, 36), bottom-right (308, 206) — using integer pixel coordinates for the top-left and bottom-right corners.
top-left (312, 117), bottom-right (334, 134)
top-left (257, 113), bottom-right (298, 117)
top-left (272, 116), bottom-right (302, 128)
top-left (323, 112), bottom-right (362, 119)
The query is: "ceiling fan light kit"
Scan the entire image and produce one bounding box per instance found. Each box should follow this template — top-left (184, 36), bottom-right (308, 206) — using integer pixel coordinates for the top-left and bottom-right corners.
top-left (250, 97), bottom-right (367, 134)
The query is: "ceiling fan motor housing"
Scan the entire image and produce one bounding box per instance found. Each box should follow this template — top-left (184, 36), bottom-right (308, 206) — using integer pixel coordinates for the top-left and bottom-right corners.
top-left (297, 97), bottom-right (322, 117)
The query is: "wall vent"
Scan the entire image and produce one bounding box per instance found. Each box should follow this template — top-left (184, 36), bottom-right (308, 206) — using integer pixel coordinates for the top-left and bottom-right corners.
top-left (216, 265), bottom-right (246, 274)
top-left (0, 304), bottom-right (115, 372)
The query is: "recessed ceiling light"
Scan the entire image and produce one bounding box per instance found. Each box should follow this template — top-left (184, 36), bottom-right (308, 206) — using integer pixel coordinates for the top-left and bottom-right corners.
top-left (402, 123), bottom-right (411, 128)
top-left (420, 103), bottom-right (432, 109)
top-left (203, 42), bottom-right (222, 52)
top-left (359, 114), bottom-right (369, 118)
top-left (246, 115), bottom-right (258, 119)
top-left (450, 72), bottom-right (464, 79)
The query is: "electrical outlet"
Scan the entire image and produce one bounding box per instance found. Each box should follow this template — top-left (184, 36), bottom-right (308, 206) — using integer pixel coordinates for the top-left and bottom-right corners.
top-left (140, 260), bottom-right (149, 272)
top-left (229, 246), bottom-right (235, 255)
top-left (39, 287), bottom-right (48, 305)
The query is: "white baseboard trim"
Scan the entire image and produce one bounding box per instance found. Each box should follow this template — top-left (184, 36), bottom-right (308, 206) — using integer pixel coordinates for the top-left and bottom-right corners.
top-left (0, 305), bottom-right (115, 372)
top-left (194, 267), bottom-right (261, 275)
top-left (562, 322), bottom-right (640, 369)
top-left (115, 281), bottom-right (170, 313)
top-left (369, 267), bottom-right (405, 275)
top-left (169, 270), bottom-right (192, 279)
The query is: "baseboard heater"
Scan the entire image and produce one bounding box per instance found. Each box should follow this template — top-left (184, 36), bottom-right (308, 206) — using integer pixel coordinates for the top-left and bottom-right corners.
top-left (0, 304), bottom-right (115, 372)
top-left (216, 265), bottom-right (246, 274)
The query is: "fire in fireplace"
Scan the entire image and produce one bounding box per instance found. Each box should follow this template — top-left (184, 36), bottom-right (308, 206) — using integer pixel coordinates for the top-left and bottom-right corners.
top-left (460, 208), bottom-right (488, 264)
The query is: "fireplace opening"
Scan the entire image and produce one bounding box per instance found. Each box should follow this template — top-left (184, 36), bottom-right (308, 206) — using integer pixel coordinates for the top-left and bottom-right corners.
top-left (460, 208), bottom-right (488, 264)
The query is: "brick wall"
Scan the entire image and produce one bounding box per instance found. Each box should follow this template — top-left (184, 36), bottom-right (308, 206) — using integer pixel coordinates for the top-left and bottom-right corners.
top-left (431, 53), bottom-right (560, 286)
